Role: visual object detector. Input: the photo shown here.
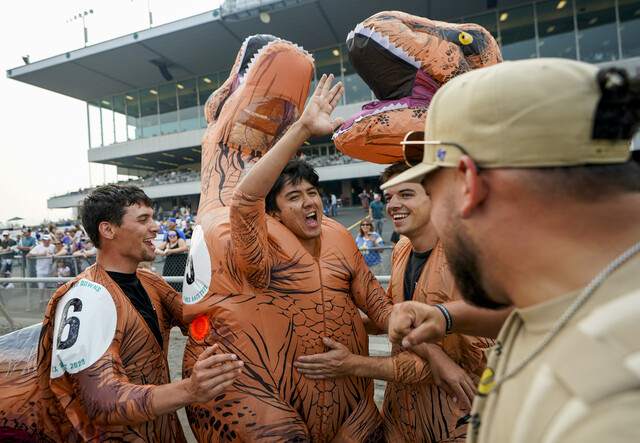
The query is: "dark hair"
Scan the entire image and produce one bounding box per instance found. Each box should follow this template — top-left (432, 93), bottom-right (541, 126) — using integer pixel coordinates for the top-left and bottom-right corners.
top-left (380, 161), bottom-right (411, 184)
top-left (80, 184), bottom-right (153, 248)
top-left (523, 162), bottom-right (640, 202)
top-left (265, 159), bottom-right (319, 213)
top-left (358, 221), bottom-right (375, 237)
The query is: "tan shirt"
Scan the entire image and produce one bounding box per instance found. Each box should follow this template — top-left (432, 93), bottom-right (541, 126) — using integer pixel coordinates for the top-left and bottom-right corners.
top-left (469, 253), bottom-right (640, 442)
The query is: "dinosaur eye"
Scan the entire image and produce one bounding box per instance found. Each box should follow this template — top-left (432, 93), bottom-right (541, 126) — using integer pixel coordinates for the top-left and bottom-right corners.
top-left (459, 32), bottom-right (473, 45)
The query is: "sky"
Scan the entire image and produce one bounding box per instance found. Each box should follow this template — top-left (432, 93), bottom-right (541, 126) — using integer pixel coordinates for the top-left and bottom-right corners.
top-left (0, 0), bottom-right (220, 227)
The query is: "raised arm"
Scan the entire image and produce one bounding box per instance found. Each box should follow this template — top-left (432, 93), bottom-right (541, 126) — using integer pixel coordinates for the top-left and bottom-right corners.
top-left (236, 74), bottom-right (344, 199)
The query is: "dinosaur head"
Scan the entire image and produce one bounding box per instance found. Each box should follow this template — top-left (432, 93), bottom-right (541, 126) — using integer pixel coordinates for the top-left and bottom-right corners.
top-left (199, 35), bottom-right (314, 213)
top-left (333, 11), bottom-right (502, 164)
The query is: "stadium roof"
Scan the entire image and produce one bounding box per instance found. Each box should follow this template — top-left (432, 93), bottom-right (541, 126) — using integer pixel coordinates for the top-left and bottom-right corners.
top-left (6, 0), bottom-right (522, 102)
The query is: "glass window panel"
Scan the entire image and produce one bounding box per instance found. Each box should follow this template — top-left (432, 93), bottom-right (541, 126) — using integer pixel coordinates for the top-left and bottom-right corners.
top-left (619, 0), bottom-right (640, 58)
top-left (576, 0), bottom-right (618, 63)
top-left (465, 12), bottom-right (498, 41)
top-left (113, 94), bottom-right (127, 143)
top-left (140, 87), bottom-right (159, 138)
top-left (87, 100), bottom-right (102, 148)
top-left (125, 91), bottom-right (141, 140)
top-left (536, 0), bottom-right (577, 59)
top-left (314, 46), bottom-right (347, 105)
top-left (199, 72), bottom-right (220, 127)
top-left (177, 78), bottom-right (199, 132)
top-left (100, 98), bottom-right (115, 145)
top-left (158, 83), bottom-right (178, 136)
top-left (499, 5), bottom-right (537, 60)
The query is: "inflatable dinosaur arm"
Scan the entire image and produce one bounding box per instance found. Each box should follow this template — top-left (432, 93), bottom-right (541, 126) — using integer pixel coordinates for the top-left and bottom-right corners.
top-left (349, 247), bottom-right (393, 331)
top-left (63, 346), bottom-right (156, 426)
top-left (333, 11), bottom-right (502, 164)
top-left (229, 189), bottom-right (271, 289)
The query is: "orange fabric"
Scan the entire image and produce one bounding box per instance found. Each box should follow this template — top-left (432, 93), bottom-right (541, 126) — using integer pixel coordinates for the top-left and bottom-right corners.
top-left (0, 265), bottom-right (187, 442)
top-left (382, 237), bottom-right (493, 443)
top-left (184, 34), bottom-right (393, 442)
top-left (333, 11), bottom-right (502, 164)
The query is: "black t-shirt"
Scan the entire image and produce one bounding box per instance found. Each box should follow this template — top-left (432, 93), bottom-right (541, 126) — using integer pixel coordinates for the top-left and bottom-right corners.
top-left (1, 239), bottom-right (16, 258)
top-left (403, 249), bottom-right (433, 302)
top-left (106, 271), bottom-right (164, 348)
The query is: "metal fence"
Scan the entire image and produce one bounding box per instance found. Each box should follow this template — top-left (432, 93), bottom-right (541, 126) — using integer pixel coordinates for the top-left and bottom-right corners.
top-left (0, 249), bottom-right (392, 330)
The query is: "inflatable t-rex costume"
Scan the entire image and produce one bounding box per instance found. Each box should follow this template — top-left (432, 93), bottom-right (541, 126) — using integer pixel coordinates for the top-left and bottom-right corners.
top-left (0, 267), bottom-right (187, 441)
top-left (333, 11), bottom-right (502, 163)
top-left (181, 35), bottom-right (391, 441)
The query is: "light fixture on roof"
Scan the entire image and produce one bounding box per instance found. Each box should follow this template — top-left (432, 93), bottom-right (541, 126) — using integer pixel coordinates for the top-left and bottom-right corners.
top-left (332, 49), bottom-right (340, 57)
top-left (259, 12), bottom-right (271, 23)
top-left (499, 12), bottom-right (508, 21)
top-left (203, 77), bottom-right (211, 84)
top-left (557, 0), bottom-right (567, 9)
top-left (126, 95), bottom-right (134, 100)
top-left (150, 89), bottom-right (158, 95)
top-left (177, 83), bottom-right (184, 89)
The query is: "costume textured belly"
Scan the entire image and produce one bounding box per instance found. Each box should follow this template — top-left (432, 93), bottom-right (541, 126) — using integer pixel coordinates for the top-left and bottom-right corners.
top-left (333, 11), bottom-right (502, 164)
top-left (181, 35), bottom-right (391, 442)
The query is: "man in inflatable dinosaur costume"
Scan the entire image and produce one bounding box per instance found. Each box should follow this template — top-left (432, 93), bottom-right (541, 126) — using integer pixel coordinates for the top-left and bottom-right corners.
top-left (0, 185), bottom-right (242, 441)
top-left (182, 36), bottom-right (392, 442)
top-left (333, 11), bottom-right (502, 163)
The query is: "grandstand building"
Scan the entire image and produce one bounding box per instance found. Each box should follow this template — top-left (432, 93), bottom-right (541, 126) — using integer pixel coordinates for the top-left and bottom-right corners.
top-left (7, 0), bottom-right (640, 215)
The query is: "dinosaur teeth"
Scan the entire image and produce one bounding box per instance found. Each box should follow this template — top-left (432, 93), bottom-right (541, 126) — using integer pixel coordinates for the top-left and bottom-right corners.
top-left (347, 24), bottom-right (422, 70)
top-left (241, 37), bottom-right (313, 84)
top-left (332, 102), bottom-right (409, 137)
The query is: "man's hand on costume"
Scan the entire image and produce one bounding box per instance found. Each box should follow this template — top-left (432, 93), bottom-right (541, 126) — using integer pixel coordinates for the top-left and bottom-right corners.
top-left (294, 337), bottom-right (354, 379)
top-left (415, 344), bottom-right (476, 412)
top-left (298, 74), bottom-right (345, 139)
top-left (388, 301), bottom-right (447, 347)
top-left (187, 345), bottom-right (243, 404)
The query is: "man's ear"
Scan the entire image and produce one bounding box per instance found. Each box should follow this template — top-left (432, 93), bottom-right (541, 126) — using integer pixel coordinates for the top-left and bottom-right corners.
top-left (456, 156), bottom-right (487, 218)
top-left (98, 221), bottom-right (116, 242)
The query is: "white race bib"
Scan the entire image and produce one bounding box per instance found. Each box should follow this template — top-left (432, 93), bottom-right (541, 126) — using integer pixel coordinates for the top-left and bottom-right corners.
top-left (182, 225), bottom-right (212, 304)
top-left (50, 279), bottom-right (117, 378)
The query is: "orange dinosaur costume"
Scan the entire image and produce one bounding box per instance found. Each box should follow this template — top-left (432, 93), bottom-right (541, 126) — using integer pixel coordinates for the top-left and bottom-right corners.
top-left (0, 265), bottom-right (187, 441)
top-left (181, 35), bottom-right (392, 441)
top-left (382, 238), bottom-right (493, 442)
top-left (333, 11), bottom-right (502, 163)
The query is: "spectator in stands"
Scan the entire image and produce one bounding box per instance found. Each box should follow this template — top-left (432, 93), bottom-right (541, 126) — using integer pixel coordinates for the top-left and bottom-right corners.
top-left (72, 238), bottom-right (97, 272)
top-left (330, 193), bottom-right (338, 216)
top-left (1, 230), bottom-right (16, 288)
top-left (74, 224), bottom-right (83, 241)
top-left (163, 218), bottom-right (185, 241)
top-left (184, 220), bottom-right (194, 239)
top-left (155, 229), bottom-right (188, 292)
top-left (18, 228), bottom-right (37, 279)
top-left (360, 190), bottom-right (370, 210)
top-left (55, 259), bottom-right (71, 287)
top-left (369, 193), bottom-right (386, 235)
top-left (356, 220), bottom-right (384, 275)
top-left (61, 228), bottom-right (72, 246)
top-left (27, 234), bottom-right (56, 307)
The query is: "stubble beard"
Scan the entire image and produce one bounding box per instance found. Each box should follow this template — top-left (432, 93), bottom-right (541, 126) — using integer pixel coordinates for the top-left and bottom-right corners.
top-left (445, 228), bottom-right (511, 310)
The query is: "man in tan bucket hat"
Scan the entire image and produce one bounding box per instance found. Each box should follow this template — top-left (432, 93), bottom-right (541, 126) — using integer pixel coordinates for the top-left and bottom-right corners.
top-left (383, 58), bottom-right (640, 442)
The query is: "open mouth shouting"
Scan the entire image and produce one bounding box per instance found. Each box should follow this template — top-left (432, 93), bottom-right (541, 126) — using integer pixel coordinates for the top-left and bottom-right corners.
top-left (305, 211), bottom-right (318, 227)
